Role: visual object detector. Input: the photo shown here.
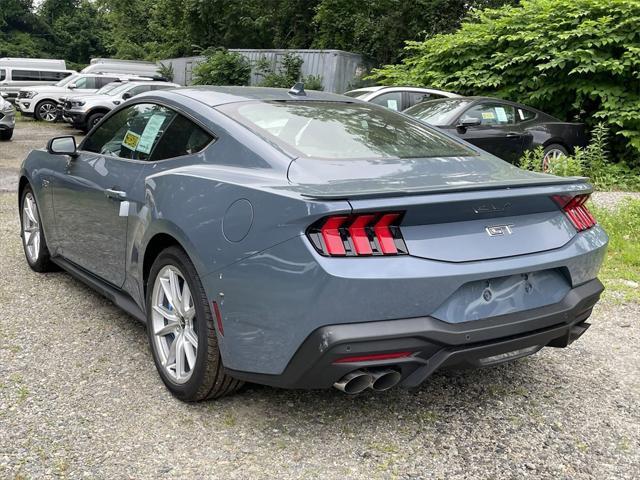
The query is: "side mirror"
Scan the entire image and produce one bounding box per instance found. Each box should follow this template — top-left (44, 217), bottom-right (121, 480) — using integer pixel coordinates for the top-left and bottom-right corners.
top-left (122, 92), bottom-right (132, 100)
top-left (457, 118), bottom-right (482, 128)
top-left (68, 83), bottom-right (77, 90)
top-left (47, 136), bottom-right (77, 156)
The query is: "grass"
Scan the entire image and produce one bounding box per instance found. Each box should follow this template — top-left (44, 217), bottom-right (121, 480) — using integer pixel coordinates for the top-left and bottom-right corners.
top-left (591, 198), bottom-right (640, 302)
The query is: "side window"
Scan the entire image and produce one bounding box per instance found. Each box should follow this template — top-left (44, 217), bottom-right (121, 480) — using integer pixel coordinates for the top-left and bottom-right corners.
top-left (370, 92), bottom-right (402, 111)
top-left (40, 71), bottom-right (67, 81)
top-left (12, 70), bottom-right (41, 81)
top-left (83, 103), bottom-right (176, 160)
top-left (151, 114), bottom-right (213, 161)
top-left (406, 92), bottom-right (438, 108)
top-left (460, 103), bottom-right (516, 126)
top-left (0, 69), bottom-right (6, 81)
top-left (95, 77), bottom-right (118, 88)
top-left (517, 108), bottom-right (536, 122)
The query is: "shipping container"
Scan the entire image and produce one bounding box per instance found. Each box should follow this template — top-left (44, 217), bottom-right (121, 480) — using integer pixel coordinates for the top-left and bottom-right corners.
top-left (161, 49), bottom-right (364, 93)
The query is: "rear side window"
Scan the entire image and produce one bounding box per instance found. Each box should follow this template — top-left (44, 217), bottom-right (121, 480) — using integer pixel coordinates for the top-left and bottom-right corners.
top-left (219, 101), bottom-right (474, 159)
top-left (12, 70), bottom-right (41, 81)
top-left (150, 115), bottom-right (213, 160)
top-left (517, 108), bottom-right (536, 122)
top-left (83, 103), bottom-right (212, 161)
top-left (0, 69), bottom-right (6, 81)
top-left (95, 77), bottom-right (119, 88)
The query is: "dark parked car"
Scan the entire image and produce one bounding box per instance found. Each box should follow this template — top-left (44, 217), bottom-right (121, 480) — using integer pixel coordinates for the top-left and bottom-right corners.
top-left (405, 97), bottom-right (587, 166)
top-left (19, 86), bottom-right (606, 401)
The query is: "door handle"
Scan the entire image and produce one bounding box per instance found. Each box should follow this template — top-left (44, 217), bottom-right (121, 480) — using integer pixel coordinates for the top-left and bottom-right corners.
top-left (505, 132), bottom-right (521, 138)
top-left (104, 188), bottom-right (127, 201)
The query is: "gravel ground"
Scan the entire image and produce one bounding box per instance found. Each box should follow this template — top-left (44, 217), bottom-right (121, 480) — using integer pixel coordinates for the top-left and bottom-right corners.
top-left (1, 123), bottom-right (639, 479)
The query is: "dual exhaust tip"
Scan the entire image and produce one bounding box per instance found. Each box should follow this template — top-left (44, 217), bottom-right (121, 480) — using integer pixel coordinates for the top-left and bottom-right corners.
top-left (333, 368), bottom-right (402, 394)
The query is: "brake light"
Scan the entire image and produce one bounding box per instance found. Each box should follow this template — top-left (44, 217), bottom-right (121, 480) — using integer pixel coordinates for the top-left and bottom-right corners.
top-left (552, 194), bottom-right (597, 231)
top-left (307, 212), bottom-right (408, 257)
top-left (334, 351), bottom-right (414, 364)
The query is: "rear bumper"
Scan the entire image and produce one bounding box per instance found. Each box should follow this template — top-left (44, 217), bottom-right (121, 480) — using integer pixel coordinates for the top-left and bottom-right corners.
top-left (226, 278), bottom-right (603, 389)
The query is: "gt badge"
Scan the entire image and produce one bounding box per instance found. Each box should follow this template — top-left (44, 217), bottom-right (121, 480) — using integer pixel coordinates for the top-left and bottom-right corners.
top-left (485, 224), bottom-right (514, 236)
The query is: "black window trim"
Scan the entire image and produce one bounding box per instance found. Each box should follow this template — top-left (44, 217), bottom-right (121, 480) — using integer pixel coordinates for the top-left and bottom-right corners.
top-left (79, 98), bottom-right (218, 164)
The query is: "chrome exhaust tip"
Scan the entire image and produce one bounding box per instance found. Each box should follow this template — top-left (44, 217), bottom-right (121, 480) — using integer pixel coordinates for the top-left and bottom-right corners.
top-left (333, 370), bottom-right (373, 394)
top-left (370, 369), bottom-right (402, 392)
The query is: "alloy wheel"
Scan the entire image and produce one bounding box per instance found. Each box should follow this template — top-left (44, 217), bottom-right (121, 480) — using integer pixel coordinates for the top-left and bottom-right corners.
top-left (38, 103), bottom-right (57, 122)
top-left (542, 148), bottom-right (565, 172)
top-left (22, 192), bottom-right (40, 263)
top-left (151, 265), bottom-right (198, 384)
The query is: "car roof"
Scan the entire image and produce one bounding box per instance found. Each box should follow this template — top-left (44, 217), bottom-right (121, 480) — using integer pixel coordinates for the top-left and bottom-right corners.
top-left (173, 86), bottom-right (349, 107)
top-left (345, 86), bottom-right (458, 96)
top-left (122, 81), bottom-right (178, 87)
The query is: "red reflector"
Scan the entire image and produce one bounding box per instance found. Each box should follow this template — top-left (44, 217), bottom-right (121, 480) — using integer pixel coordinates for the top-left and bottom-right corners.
top-left (374, 213), bottom-right (400, 254)
top-left (552, 194), bottom-right (596, 231)
top-left (321, 215), bottom-right (348, 256)
top-left (212, 301), bottom-right (224, 336)
top-left (334, 351), bottom-right (413, 364)
top-left (348, 214), bottom-right (375, 255)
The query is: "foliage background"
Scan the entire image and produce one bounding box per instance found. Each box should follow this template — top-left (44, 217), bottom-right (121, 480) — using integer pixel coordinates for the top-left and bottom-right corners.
top-left (370, 0), bottom-right (640, 164)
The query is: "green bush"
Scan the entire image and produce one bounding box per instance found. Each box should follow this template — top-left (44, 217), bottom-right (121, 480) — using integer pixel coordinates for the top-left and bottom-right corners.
top-left (255, 53), bottom-right (324, 90)
top-left (192, 48), bottom-right (251, 86)
top-left (370, 0), bottom-right (640, 164)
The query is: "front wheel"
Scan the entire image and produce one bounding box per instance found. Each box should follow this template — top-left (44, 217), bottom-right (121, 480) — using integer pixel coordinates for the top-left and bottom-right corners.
top-left (146, 246), bottom-right (243, 401)
top-left (34, 100), bottom-right (58, 122)
top-left (20, 185), bottom-right (56, 272)
top-left (85, 112), bottom-right (105, 132)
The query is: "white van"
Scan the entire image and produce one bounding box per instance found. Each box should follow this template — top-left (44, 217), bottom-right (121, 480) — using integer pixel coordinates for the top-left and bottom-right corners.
top-left (82, 58), bottom-right (160, 78)
top-left (0, 65), bottom-right (75, 101)
top-left (0, 58), bottom-right (66, 69)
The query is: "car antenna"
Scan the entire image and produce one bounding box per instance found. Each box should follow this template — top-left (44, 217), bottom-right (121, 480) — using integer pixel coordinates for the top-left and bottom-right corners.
top-left (288, 82), bottom-right (306, 96)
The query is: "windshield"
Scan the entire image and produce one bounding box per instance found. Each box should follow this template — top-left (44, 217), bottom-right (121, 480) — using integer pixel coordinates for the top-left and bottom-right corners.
top-left (95, 82), bottom-right (123, 95)
top-left (55, 74), bottom-right (77, 87)
top-left (219, 101), bottom-right (474, 160)
top-left (405, 99), bottom-right (474, 126)
top-left (105, 83), bottom-right (135, 96)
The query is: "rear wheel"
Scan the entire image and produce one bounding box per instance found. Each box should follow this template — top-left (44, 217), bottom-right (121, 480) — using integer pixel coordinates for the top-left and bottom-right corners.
top-left (0, 128), bottom-right (12, 140)
top-left (20, 185), bottom-right (55, 272)
top-left (542, 144), bottom-right (568, 172)
top-left (34, 100), bottom-right (58, 122)
top-left (146, 246), bottom-right (243, 401)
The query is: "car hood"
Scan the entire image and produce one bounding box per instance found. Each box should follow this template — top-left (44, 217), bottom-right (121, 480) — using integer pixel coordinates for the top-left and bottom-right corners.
top-left (20, 85), bottom-right (69, 94)
top-left (286, 153), bottom-right (585, 199)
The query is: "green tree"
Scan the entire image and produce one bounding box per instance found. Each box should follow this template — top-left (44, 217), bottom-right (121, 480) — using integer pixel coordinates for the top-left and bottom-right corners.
top-left (370, 0), bottom-right (640, 162)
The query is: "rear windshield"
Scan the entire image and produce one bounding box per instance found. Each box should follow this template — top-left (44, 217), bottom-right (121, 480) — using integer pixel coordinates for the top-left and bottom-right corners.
top-left (218, 101), bottom-right (474, 159)
top-left (405, 99), bottom-right (474, 126)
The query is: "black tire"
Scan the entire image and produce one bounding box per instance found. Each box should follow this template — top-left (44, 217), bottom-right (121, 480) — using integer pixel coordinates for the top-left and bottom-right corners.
top-left (19, 185), bottom-right (56, 272)
top-left (85, 112), bottom-right (105, 132)
top-left (146, 246), bottom-right (243, 401)
top-left (34, 100), bottom-right (58, 122)
top-left (0, 128), bottom-right (12, 140)
top-left (542, 143), bottom-right (568, 171)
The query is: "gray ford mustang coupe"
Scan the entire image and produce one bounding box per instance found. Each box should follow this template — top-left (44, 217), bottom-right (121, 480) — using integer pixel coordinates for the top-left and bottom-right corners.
top-left (18, 86), bottom-right (608, 401)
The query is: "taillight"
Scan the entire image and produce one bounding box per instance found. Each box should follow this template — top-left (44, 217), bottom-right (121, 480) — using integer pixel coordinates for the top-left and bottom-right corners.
top-left (307, 212), bottom-right (408, 257)
top-left (552, 194), bottom-right (597, 231)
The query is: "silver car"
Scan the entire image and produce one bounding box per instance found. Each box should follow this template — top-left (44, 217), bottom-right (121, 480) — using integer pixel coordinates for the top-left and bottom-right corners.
top-left (344, 86), bottom-right (460, 111)
top-left (0, 93), bottom-right (16, 140)
top-left (62, 80), bottom-right (179, 132)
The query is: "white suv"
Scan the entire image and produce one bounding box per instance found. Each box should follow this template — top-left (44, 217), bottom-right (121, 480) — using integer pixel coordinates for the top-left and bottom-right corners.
top-left (343, 86), bottom-right (460, 111)
top-left (16, 73), bottom-right (151, 122)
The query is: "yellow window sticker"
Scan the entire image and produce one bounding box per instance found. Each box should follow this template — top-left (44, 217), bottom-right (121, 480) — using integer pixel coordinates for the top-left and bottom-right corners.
top-left (481, 111), bottom-right (495, 120)
top-left (122, 130), bottom-right (141, 150)
top-left (137, 114), bottom-right (168, 154)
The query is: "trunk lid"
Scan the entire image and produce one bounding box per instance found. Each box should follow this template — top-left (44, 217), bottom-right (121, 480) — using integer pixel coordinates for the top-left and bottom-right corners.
top-left (288, 155), bottom-right (591, 262)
